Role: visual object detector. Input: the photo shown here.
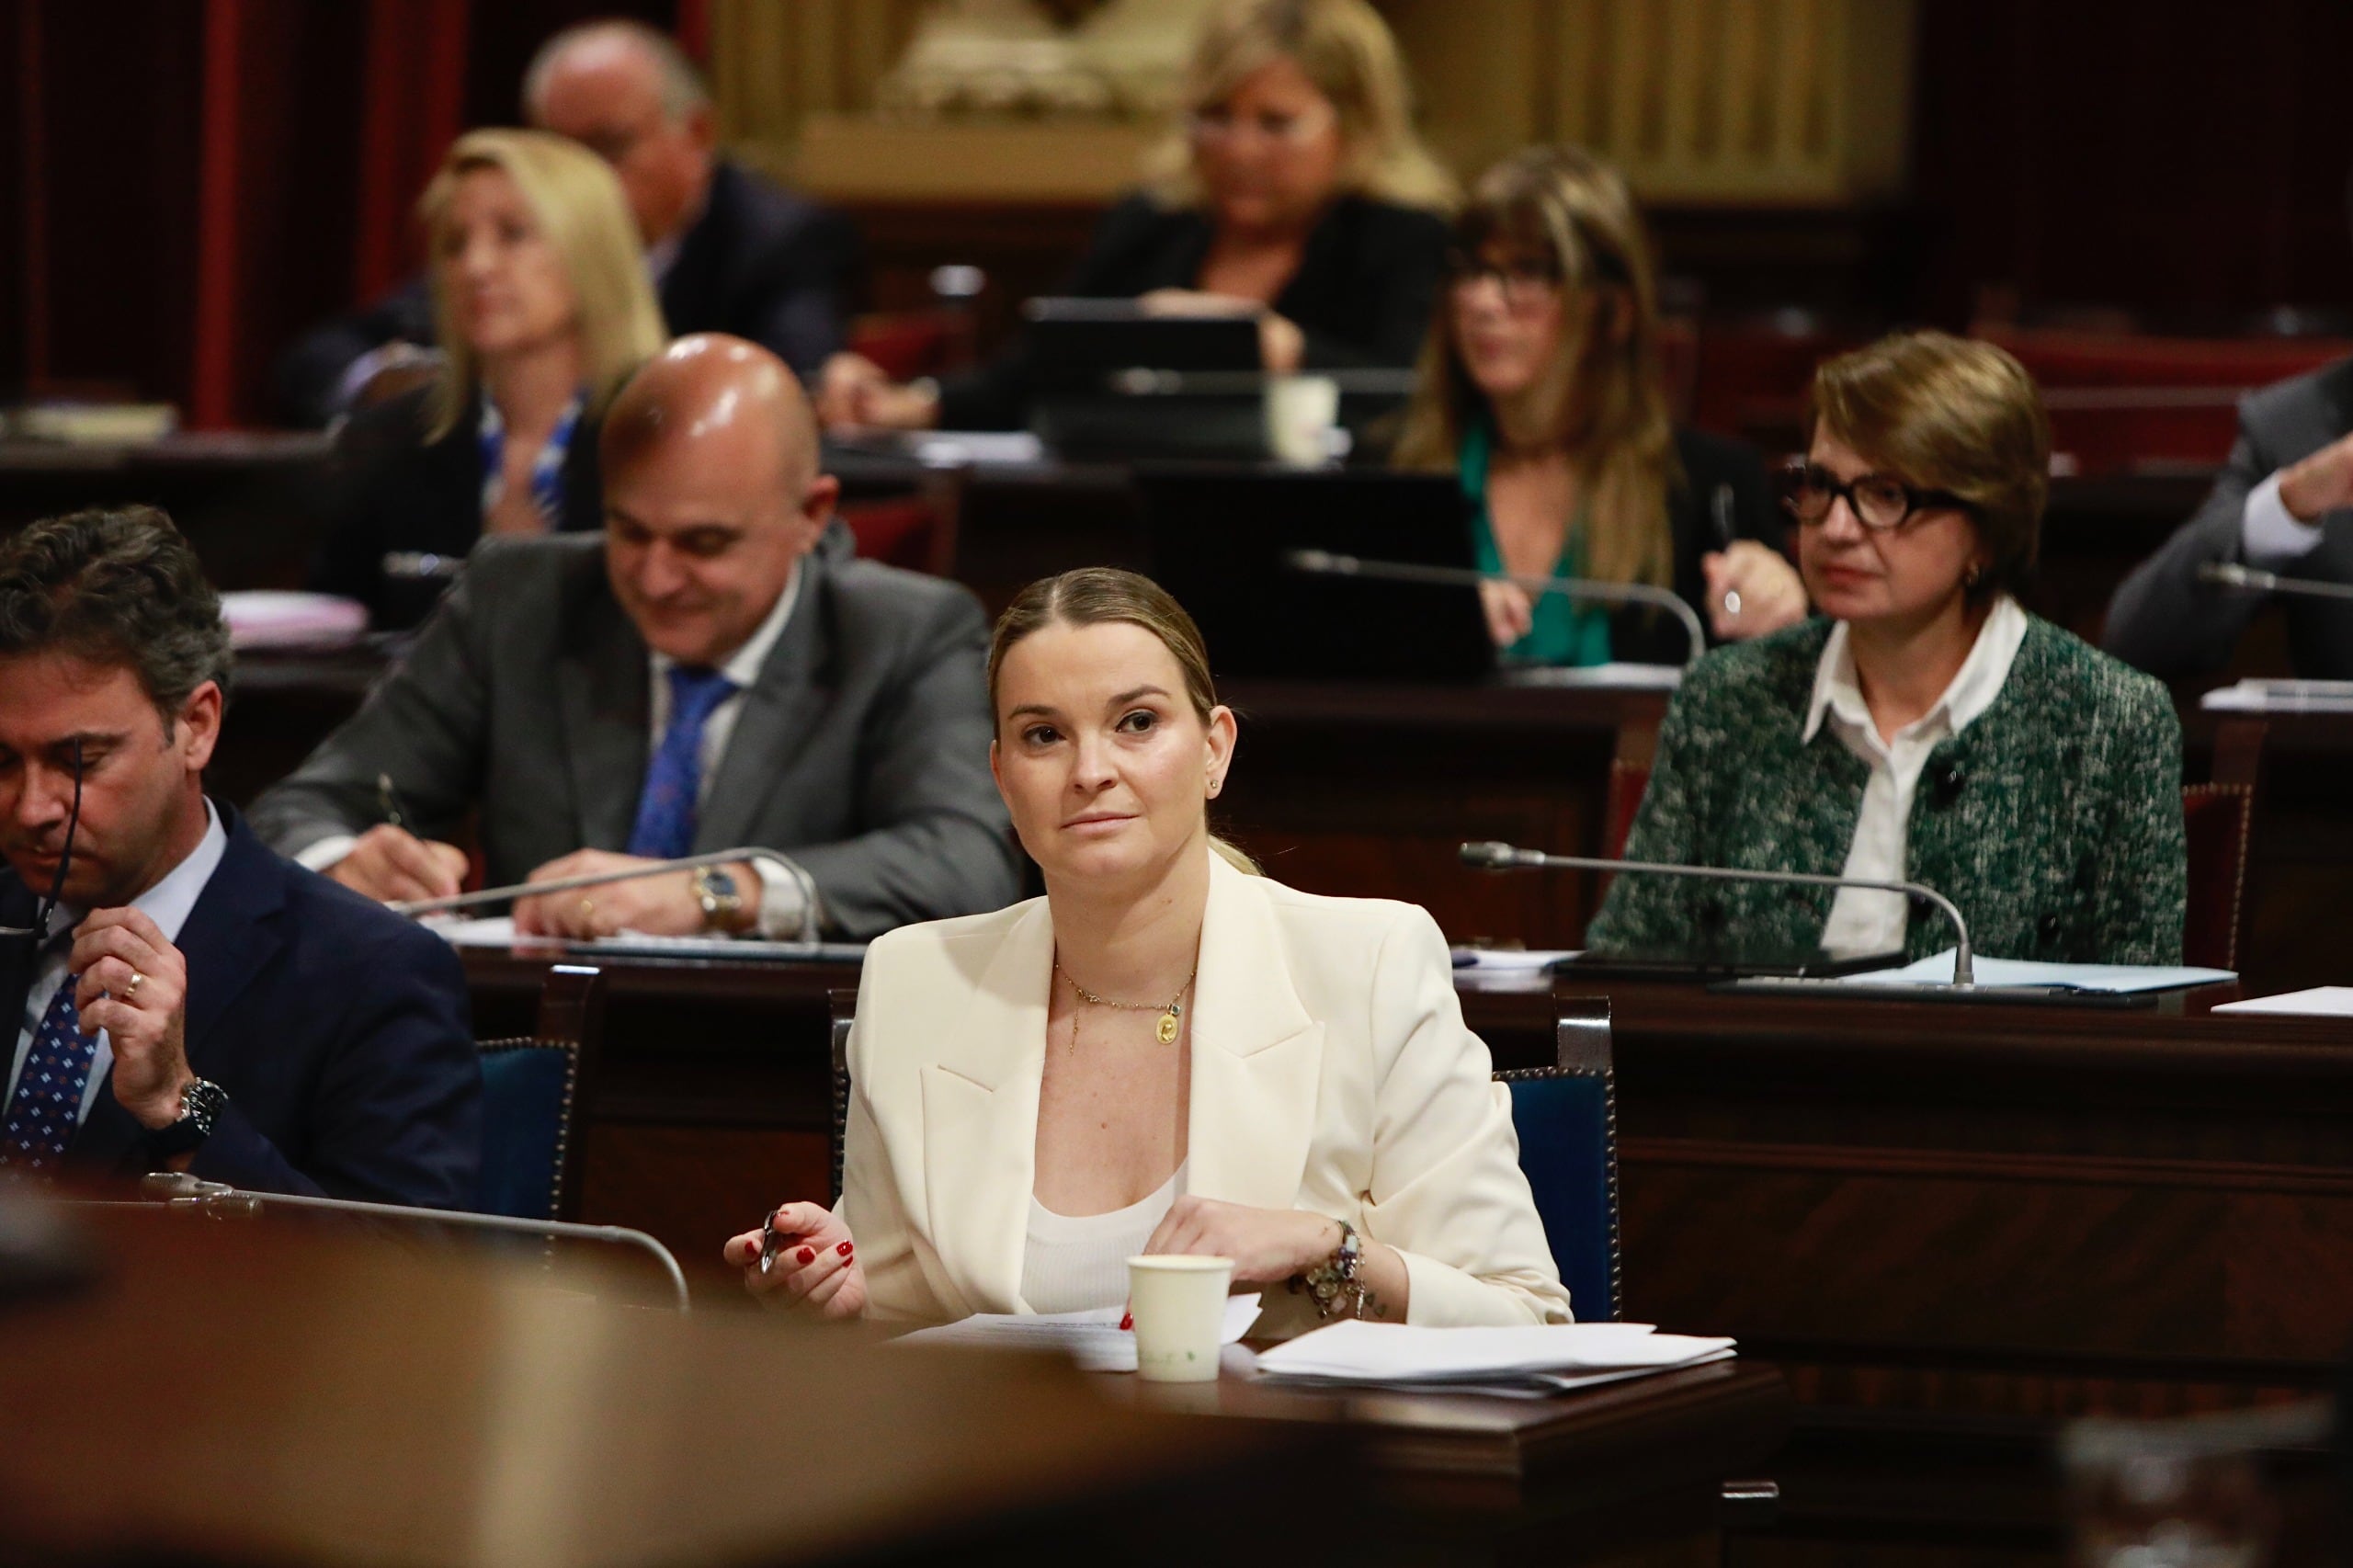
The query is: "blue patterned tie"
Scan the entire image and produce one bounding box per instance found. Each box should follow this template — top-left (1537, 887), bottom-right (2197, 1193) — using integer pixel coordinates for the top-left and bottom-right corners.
top-left (626, 665), bottom-right (740, 861)
top-left (1, 960), bottom-right (95, 1176)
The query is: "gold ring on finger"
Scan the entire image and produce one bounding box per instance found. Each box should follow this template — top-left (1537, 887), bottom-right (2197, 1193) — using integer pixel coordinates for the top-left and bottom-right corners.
top-left (124, 971), bottom-right (146, 1000)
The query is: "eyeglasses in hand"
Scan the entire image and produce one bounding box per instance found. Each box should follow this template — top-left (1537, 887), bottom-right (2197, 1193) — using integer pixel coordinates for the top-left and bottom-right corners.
top-left (0, 738), bottom-right (83, 943)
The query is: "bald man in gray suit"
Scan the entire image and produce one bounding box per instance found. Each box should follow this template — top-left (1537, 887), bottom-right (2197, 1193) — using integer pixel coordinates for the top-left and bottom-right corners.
top-left (250, 335), bottom-right (1020, 941)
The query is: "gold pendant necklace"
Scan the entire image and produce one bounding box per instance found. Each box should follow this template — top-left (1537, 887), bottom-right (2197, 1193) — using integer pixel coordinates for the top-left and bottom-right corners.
top-left (1056, 960), bottom-right (1196, 1044)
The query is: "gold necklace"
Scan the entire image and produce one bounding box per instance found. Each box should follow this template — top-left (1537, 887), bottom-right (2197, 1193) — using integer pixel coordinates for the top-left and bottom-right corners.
top-left (1056, 960), bottom-right (1197, 1045)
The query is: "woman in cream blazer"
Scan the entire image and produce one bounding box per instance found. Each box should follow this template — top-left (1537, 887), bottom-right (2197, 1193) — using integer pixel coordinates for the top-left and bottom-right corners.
top-left (728, 569), bottom-right (1570, 1334)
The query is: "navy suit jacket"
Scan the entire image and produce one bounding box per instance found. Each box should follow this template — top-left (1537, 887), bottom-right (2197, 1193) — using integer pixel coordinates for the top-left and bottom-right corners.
top-left (0, 806), bottom-right (482, 1208)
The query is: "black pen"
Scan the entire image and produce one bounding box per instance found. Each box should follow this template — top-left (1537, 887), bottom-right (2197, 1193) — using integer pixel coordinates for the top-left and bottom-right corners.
top-left (377, 772), bottom-right (410, 832)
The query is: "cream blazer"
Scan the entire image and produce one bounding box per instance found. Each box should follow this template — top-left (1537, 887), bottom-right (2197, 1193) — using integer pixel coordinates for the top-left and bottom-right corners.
top-left (836, 850), bottom-right (1574, 1334)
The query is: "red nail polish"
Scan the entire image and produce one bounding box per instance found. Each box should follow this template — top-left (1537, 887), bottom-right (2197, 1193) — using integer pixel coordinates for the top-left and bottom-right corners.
top-left (837, 1241), bottom-right (853, 1256)
top-left (1119, 1312), bottom-right (1133, 1331)
top-left (797, 1247), bottom-right (815, 1267)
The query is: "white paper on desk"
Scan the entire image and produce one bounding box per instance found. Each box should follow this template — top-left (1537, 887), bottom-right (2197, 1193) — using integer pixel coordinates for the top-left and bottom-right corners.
top-left (1255, 1320), bottom-right (1734, 1386)
top-left (2213, 986), bottom-right (2353, 1017)
top-left (419, 915), bottom-right (528, 949)
top-left (910, 430), bottom-right (1046, 468)
top-left (1450, 949), bottom-right (1579, 972)
top-left (1835, 949), bottom-right (2234, 994)
top-left (895, 1294), bottom-right (1261, 1372)
top-left (577, 934), bottom-right (870, 962)
top-left (1495, 661), bottom-right (1683, 691)
top-left (221, 590), bottom-right (369, 650)
top-left (2200, 678), bottom-right (2353, 714)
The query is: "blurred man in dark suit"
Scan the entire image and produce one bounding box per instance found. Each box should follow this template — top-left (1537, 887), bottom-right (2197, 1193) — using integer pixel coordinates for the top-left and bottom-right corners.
top-left (0, 508), bottom-right (480, 1206)
top-left (277, 19), bottom-right (858, 427)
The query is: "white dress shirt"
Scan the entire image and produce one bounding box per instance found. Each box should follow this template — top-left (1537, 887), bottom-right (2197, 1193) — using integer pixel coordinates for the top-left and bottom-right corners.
top-left (301, 566), bottom-right (817, 937)
top-left (2241, 470), bottom-right (2327, 564)
top-left (1805, 596), bottom-right (2029, 960)
top-left (7, 800), bottom-right (229, 1126)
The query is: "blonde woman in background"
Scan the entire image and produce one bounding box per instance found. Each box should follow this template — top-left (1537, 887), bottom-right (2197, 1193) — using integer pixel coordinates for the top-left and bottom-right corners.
top-left (1395, 145), bottom-right (1807, 665)
top-left (312, 129), bottom-right (666, 629)
top-left (819, 0), bottom-right (1456, 433)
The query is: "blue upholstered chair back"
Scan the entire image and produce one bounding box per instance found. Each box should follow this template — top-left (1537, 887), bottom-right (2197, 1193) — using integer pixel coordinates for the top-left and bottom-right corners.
top-left (474, 1040), bottom-right (581, 1221)
top-left (1495, 997), bottom-right (1620, 1322)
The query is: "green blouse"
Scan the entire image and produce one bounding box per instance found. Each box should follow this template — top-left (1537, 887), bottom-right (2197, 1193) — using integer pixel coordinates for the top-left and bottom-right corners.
top-left (1461, 420), bottom-right (1613, 667)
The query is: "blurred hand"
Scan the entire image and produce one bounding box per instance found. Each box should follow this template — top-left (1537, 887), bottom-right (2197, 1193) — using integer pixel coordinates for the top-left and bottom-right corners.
top-left (327, 824), bottom-right (469, 904)
top-left (1478, 578), bottom-right (1535, 648)
top-left (71, 908), bottom-right (192, 1131)
top-left (1701, 540), bottom-right (1809, 642)
top-left (726, 1199), bottom-right (865, 1316)
top-left (815, 352), bottom-right (939, 432)
top-left (1141, 1196), bottom-right (1338, 1286)
top-left (512, 850), bottom-right (758, 938)
top-left (2279, 429), bottom-right (2353, 520)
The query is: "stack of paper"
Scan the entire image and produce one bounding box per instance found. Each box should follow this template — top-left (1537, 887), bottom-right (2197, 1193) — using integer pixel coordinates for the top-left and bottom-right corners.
top-left (895, 1295), bottom-right (1262, 1373)
top-left (1836, 949), bottom-right (2234, 994)
top-left (1254, 1320), bottom-right (1734, 1397)
top-left (2213, 987), bottom-right (2353, 1017)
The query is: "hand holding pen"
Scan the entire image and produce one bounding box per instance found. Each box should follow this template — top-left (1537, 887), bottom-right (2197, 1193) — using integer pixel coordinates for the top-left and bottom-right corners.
top-left (726, 1200), bottom-right (867, 1318)
top-left (1698, 481), bottom-right (1810, 642)
top-left (323, 774), bottom-right (470, 904)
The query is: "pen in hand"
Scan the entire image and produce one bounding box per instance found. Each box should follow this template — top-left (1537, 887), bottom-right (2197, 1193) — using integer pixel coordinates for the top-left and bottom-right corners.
top-left (377, 772), bottom-right (411, 832)
top-left (1709, 483), bottom-right (1741, 617)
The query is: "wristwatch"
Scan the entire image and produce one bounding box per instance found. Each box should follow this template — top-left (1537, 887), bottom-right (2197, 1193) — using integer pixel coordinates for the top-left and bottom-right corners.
top-left (148, 1077), bottom-right (227, 1161)
top-left (692, 866), bottom-right (748, 934)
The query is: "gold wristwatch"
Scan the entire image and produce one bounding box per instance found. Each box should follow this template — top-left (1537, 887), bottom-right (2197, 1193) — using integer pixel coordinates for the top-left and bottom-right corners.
top-left (692, 866), bottom-right (749, 934)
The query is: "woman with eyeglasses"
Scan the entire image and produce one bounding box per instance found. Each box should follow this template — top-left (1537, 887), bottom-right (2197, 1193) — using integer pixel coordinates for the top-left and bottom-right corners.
top-left (1393, 147), bottom-right (1807, 665)
top-left (816, 0), bottom-right (1454, 433)
top-left (1586, 331), bottom-right (2187, 967)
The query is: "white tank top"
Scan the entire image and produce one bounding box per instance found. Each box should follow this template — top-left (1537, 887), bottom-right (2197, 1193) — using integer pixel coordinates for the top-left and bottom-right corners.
top-left (1018, 1159), bottom-right (1188, 1316)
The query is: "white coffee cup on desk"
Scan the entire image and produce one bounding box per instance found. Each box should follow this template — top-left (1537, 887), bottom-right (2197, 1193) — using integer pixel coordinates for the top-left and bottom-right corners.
top-left (1265, 374), bottom-right (1340, 467)
top-left (1127, 1255), bottom-right (1233, 1382)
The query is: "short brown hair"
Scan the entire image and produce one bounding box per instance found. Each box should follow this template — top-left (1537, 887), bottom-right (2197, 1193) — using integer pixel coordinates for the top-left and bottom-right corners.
top-left (1808, 331), bottom-right (2051, 602)
top-left (988, 569), bottom-right (1257, 875)
top-left (0, 506), bottom-right (233, 729)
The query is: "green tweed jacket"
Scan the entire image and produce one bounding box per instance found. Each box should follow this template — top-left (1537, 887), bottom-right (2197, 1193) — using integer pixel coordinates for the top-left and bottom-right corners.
top-left (1585, 614), bottom-right (2188, 966)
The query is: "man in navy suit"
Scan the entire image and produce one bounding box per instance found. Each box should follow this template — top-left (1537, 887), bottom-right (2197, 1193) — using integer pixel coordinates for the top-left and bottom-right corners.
top-left (276, 19), bottom-right (859, 427)
top-left (0, 506), bottom-right (480, 1207)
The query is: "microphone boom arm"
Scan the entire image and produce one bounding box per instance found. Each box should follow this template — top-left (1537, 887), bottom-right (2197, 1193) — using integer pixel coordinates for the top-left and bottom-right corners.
top-left (1460, 839), bottom-right (1974, 986)
top-left (388, 846), bottom-right (801, 921)
top-left (1287, 550), bottom-right (1709, 670)
top-left (2198, 560), bottom-right (2353, 604)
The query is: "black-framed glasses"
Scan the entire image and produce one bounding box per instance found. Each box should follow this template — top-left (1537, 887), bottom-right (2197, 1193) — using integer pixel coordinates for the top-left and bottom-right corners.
top-left (0, 739), bottom-right (83, 943)
top-left (1779, 460), bottom-right (1974, 532)
top-left (1443, 247), bottom-right (1566, 312)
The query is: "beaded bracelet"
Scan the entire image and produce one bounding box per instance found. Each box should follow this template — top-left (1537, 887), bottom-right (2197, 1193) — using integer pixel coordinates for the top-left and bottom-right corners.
top-left (1291, 1217), bottom-right (1368, 1319)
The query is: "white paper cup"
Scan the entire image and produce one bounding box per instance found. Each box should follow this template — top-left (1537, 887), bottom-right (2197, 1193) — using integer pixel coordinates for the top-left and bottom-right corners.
top-left (1126, 1255), bottom-right (1233, 1382)
top-left (1265, 374), bottom-right (1341, 467)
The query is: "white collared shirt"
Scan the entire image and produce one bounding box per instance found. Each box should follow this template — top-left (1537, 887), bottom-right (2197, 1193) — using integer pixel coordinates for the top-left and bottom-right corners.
top-left (645, 565), bottom-right (813, 938)
top-left (2242, 470), bottom-right (2329, 564)
top-left (1804, 596), bottom-right (2029, 960)
top-left (7, 800), bottom-right (230, 1126)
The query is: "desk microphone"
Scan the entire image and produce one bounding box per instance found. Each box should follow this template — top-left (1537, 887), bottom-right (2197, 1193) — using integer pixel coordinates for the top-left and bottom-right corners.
top-left (1460, 840), bottom-right (1975, 986)
top-left (84, 1172), bottom-right (691, 1311)
top-left (388, 846), bottom-right (817, 941)
top-left (1286, 550), bottom-right (1708, 670)
top-left (2197, 560), bottom-right (2353, 604)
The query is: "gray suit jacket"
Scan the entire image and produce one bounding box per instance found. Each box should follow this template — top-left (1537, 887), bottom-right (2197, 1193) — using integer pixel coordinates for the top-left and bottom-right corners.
top-left (2104, 357), bottom-right (2353, 678)
top-left (248, 527), bottom-right (1023, 939)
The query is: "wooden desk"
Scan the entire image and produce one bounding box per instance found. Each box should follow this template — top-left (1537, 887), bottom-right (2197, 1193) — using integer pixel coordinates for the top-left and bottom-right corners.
top-left (0, 1199), bottom-right (1787, 1567)
top-left (0, 1200), bottom-right (1337, 1567)
top-left (469, 944), bottom-right (2353, 1559)
top-left (2195, 710), bottom-right (2353, 994)
top-left (0, 431), bottom-right (335, 590)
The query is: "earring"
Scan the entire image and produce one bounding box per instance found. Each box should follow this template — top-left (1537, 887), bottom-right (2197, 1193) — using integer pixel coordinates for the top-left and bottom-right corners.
top-left (1964, 562), bottom-right (1984, 589)
top-left (1208, 778), bottom-right (1222, 799)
